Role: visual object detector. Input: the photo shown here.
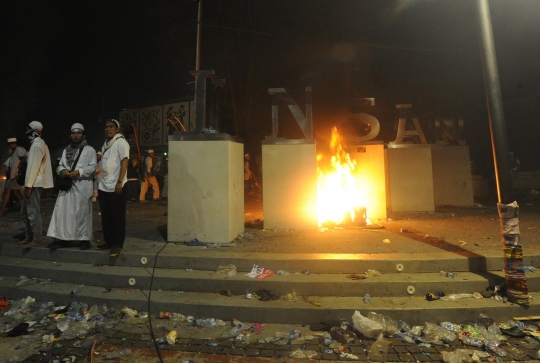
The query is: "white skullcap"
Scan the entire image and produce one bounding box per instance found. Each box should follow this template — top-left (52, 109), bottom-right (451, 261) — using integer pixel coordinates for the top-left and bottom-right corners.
top-left (148, 149), bottom-right (155, 153)
top-left (7, 138), bottom-right (17, 143)
top-left (28, 121), bottom-right (43, 131)
top-left (71, 123), bottom-right (84, 131)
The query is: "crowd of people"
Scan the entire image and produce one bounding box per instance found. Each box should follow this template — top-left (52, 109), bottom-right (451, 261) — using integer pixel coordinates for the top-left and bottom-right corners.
top-left (0, 119), bottom-right (167, 257)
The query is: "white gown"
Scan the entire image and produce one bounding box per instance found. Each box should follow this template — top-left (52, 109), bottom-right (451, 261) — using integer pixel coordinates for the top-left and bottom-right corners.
top-left (47, 145), bottom-right (97, 241)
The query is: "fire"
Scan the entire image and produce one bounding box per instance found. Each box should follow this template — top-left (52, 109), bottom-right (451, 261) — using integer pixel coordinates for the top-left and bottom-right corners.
top-left (317, 127), bottom-right (368, 226)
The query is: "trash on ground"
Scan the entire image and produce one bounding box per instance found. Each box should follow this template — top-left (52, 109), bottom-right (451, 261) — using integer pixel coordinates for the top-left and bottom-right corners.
top-left (352, 310), bottom-right (382, 338)
top-left (382, 238), bottom-right (390, 243)
top-left (364, 269), bottom-right (381, 277)
top-left (346, 274), bottom-right (366, 280)
top-left (215, 264), bottom-right (237, 278)
top-left (255, 289), bottom-right (280, 301)
top-left (244, 264), bottom-right (274, 279)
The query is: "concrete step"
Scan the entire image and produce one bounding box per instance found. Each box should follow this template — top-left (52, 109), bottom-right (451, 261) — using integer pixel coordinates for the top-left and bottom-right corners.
top-left (3, 255), bottom-right (539, 298)
top-left (1, 275), bottom-right (538, 326)
top-left (3, 243), bottom-right (540, 274)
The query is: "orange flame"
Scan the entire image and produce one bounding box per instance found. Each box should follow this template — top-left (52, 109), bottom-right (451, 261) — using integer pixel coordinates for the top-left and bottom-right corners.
top-left (317, 127), bottom-right (367, 226)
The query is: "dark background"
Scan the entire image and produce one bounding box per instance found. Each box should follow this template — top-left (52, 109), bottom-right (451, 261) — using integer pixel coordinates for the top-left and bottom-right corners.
top-left (1, 0), bottom-right (539, 175)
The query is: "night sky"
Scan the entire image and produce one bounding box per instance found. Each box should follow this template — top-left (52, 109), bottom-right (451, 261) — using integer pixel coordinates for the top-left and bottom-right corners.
top-left (1, 0), bottom-right (540, 173)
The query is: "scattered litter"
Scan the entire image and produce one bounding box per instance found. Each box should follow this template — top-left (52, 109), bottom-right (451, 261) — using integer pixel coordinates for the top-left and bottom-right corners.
top-left (186, 238), bottom-right (206, 246)
top-left (301, 296), bottom-right (321, 307)
top-left (346, 274), bottom-right (366, 280)
top-left (102, 287), bottom-right (112, 293)
top-left (474, 203), bottom-right (487, 208)
top-left (245, 264), bottom-right (274, 279)
top-left (365, 269), bottom-right (381, 277)
top-left (382, 238), bottom-right (390, 243)
top-left (400, 228), bottom-right (408, 232)
top-left (440, 271), bottom-right (455, 278)
top-left (238, 232), bottom-right (254, 240)
top-left (256, 289), bottom-right (280, 301)
top-left (441, 293), bottom-right (475, 302)
top-left (302, 270), bottom-right (310, 275)
top-left (459, 240), bottom-right (467, 246)
top-left (215, 264), bottom-right (237, 278)
top-left (276, 270), bottom-right (290, 275)
top-left (219, 290), bottom-right (233, 297)
top-left (426, 292), bottom-right (445, 301)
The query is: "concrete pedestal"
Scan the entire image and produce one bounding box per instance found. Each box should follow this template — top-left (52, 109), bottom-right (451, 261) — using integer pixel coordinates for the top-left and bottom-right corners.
top-left (349, 144), bottom-right (387, 220)
top-left (262, 141), bottom-right (318, 229)
top-left (385, 146), bottom-right (435, 212)
top-left (431, 146), bottom-right (474, 206)
top-left (167, 138), bottom-right (244, 243)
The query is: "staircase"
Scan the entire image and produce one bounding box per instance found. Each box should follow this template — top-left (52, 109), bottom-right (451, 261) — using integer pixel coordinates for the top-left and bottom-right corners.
top-left (1, 244), bottom-right (540, 326)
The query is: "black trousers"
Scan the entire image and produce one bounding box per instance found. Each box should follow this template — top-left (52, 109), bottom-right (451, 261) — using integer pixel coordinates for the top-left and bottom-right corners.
top-left (98, 187), bottom-right (127, 248)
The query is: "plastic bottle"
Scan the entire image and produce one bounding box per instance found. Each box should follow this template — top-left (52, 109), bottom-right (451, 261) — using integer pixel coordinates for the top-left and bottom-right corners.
top-left (16, 276), bottom-right (36, 287)
top-left (363, 294), bottom-right (371, 304)
top-left (70, 284), bottom-right (84, 296)
top-left (461, 337), bottom-right (483, 347)
top-left (440, 271), bottom-right (455, 278)
top-left (103, 349), bottom-right (132, 360)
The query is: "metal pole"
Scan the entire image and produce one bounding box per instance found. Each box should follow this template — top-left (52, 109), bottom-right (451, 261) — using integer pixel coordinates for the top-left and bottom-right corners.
top-left (196, 0), bottom-right (203, 71)
top-left (475, 0), bottom-right (513, 204)
top-left (475, 0), bottom-right (528, 306)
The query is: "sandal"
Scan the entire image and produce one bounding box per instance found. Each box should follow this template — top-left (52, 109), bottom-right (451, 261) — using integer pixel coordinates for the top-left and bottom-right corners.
top-left (109, 247), bottom-right (122, 257)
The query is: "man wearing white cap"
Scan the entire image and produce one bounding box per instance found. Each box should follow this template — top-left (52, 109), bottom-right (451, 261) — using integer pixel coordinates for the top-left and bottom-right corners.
top-left (20, 121), bottom-right (54, 248)
top-left (139, 149), bottom-right (160, 202)
top-left (47, 123), bottom-right (96, 250)
top-left (0, 138), bottom-right (26, 217)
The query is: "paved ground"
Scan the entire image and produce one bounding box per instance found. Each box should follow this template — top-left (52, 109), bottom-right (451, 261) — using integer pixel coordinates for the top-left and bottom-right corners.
top-left (1, 191), bottom-right (540, 362)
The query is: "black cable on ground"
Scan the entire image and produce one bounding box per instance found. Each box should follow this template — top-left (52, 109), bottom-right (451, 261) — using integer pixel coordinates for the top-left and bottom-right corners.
top-left (147, 242), bottom-right (169, 363)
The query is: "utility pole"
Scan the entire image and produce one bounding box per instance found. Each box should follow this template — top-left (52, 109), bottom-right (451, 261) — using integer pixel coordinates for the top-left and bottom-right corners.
top-left (196, 0), bottom-right (203, 71)
top-left (475, 0), bottom-right (528, 305)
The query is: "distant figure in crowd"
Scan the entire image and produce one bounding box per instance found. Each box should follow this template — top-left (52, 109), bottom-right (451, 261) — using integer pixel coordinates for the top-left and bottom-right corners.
top-left (92, 151), bottom-right (102, 203)
top-left (20, 121), bottom-right (54, 249)
top-left (244, 153), bottom-right (252, 192)
top-left (510, 152), bottom-right (521, 172)
top-left (47, 123), bottom-right (96, 251)
top-left (126, 153), bottom-right (140, 201)
top-left (97, 119), bottom-right (129, 257)
top-left (0, 138), bottom-right (26, 217)
top-left (139, 149), bottom-right (160, 202)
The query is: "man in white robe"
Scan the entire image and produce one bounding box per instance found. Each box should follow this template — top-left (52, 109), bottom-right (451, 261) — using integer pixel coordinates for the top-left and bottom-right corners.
top-left (21, 121), bottom-right (54, 248)
top-left (47, 123), bottom-right (97, 250)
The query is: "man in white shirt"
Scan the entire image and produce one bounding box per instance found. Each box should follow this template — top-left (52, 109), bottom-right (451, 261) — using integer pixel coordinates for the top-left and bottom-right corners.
top-left (21, 121), bottom-right (54, 248)
top-left (139, 149), bottom-right (160, 202)
top-left (96, 119), bottom-right (129, 257)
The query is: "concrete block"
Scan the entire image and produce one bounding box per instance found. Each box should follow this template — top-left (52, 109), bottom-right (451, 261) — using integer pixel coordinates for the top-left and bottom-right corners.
top-left (167, 140), bottom-right (244, 243)
top-left (385, 146), bottom-right (435, 212)
top-left (262, 142), bottom-right (318, 229)
top-left (431, 146), bottom-right (474, 206)
top-left (349, 144), bottom-right (387, 220)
